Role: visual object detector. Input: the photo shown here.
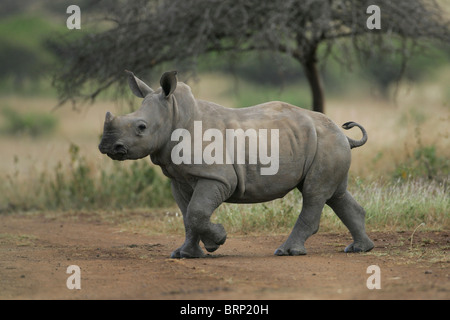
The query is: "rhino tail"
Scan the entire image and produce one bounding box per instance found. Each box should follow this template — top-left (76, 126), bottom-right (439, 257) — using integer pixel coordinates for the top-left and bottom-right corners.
top-left (342, 121), bottom-right (368, 149)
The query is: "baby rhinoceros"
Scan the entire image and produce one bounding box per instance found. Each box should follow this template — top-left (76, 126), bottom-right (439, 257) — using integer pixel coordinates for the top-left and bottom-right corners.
top-left (98, 70), bottom-right (374, 258)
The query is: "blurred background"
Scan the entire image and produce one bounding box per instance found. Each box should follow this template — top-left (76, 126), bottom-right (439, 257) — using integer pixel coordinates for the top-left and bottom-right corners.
top-left (0, 0), bottom-right (448, 231)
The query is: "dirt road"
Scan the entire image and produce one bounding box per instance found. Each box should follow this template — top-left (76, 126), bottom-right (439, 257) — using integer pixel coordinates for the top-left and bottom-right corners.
top-left (0, 214), bottom-right (448, 300)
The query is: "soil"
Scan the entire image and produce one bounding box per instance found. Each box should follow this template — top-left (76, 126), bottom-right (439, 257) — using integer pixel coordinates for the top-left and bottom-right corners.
top-left (0, 214), bottom-right (448, 300)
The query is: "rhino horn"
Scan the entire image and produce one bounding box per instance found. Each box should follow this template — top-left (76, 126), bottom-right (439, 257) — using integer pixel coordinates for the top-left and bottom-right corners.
top-left (105, 111), bottom-right (114, 123)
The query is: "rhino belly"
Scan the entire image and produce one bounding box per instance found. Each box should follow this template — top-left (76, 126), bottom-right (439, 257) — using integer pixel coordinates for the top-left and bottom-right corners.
top-left (226, 161), bottom-right (303, 203)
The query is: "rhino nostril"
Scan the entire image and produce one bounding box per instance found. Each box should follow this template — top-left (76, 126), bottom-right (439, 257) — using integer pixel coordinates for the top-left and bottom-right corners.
top-left (113, 143), bottom-right (127, 154)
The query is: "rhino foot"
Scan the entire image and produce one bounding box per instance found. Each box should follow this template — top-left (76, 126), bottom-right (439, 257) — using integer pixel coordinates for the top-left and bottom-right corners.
top-left (274, 245), bottom-right (307, 256)
top-left (202, 233), bottom-right (227, 253)
top-left (170, 244), bottom-right (205, 259)
top-left (344, 239), bottom-right (374, 253)
top-left (200, 223), bottom-right (227, 253)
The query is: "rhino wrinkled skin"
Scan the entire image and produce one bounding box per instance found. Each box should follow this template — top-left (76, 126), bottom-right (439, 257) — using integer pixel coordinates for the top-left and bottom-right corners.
top-left (98, 71), bottom-right (374, 258)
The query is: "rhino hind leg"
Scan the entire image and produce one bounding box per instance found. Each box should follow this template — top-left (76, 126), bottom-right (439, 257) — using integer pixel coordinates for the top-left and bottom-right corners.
top-left (274, 197), bottom-right (326, 256)
top-left (326, 190), bottom-right (374, 253)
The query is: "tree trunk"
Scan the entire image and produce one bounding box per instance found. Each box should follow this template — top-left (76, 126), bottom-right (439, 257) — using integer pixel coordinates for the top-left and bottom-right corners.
top-left (299, 50), bottom-right (325, 113)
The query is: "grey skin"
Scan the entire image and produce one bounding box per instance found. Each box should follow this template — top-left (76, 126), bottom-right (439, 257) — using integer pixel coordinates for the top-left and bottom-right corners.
top-left (98, 70), bottom-right (374, 258)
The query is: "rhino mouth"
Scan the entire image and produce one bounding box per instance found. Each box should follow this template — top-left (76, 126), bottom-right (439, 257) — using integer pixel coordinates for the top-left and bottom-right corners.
top-left (100, 141), bottom-right (128, 161)
top-left (107, 152), bottom-right (127, 161)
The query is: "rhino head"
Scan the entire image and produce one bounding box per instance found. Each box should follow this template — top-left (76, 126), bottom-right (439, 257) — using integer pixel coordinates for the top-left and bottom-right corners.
top-left (98, 70), bottom-right (178, 161)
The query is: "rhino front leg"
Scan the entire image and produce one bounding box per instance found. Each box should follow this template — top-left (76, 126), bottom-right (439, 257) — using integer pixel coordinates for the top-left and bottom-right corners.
top-left (169, 181), bottom-right (205, 258)
top-left (173, 179), bottom-right (228, 258)
top-left (188, 180), bottom-right (228, 253)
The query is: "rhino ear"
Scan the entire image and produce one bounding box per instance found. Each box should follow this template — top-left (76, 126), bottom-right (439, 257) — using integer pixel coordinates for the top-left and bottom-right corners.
top-left (160, 71), bottom-right (178, 98)
top-left (125, 70), bottom-right (154, 98)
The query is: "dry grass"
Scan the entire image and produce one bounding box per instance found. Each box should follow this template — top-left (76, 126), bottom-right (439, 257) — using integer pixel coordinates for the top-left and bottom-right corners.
top-left (329, 82), bottom-right (449, 178)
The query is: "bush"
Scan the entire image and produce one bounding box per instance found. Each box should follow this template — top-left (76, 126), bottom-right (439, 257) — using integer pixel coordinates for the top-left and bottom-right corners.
top-left (48, 143), bottom-right (174, 210)
top-left (1, 106), bottom-right (58, 136)
top-left (394, 145), bottom-right (448, 181)
top-left (2, 143), bottom-right (174, 212)
top-left (392, 128), bottom-right (449, 183)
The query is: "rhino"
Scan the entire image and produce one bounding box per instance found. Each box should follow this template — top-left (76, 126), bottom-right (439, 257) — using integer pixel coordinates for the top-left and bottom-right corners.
top-left (98, 70), bottom-right (374, 258)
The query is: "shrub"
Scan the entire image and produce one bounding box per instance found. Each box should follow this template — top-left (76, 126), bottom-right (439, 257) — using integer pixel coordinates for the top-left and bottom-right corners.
top-left (393, 144), bottom-right (449, 183)
top-left (1, 106), bottom-right (58, 136)
top-left (48, 143), bottom-right (174, 210)
top-left (1, 143), bottom-right (174, 212)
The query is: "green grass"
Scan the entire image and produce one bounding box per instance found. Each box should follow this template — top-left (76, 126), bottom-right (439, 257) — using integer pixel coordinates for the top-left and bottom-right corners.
top-left (1, 140), bottom-right (447, 234)
top-left (14, 176), bottom-right (445, 236)
top-left (0, 143), bottom-right (173, 212)
top-left (211, 178), bottom-right (448, 235)
top-left (113, 177), bottom-right (448, 236)
top-left (327, 179), bottom-right (449, 231)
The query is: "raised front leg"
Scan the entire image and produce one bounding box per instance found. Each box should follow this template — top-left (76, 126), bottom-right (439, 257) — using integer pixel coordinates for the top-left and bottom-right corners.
top-left (171, 179), bottom-right (229, 258)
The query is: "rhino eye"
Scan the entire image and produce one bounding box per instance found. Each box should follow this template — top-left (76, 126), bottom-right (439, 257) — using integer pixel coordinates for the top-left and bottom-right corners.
top-left (135, 122), bottom-right (147, 135)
